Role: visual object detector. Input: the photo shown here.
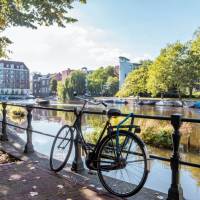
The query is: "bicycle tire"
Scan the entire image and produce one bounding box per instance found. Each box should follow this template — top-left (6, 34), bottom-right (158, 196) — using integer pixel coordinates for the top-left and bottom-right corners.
top-left (96, 130), bottom-right (149, 197)
top-left (50, 125), bottom-right (74, 172)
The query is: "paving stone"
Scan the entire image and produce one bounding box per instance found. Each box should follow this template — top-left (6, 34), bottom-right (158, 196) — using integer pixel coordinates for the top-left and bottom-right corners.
top-left (0, 133), bottom-right (167, 200)
top-left (0, 161), bottom-right (116, 200)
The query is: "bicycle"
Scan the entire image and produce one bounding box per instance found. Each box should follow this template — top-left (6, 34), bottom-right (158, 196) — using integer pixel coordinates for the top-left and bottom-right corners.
top-left (50, 95), bottom-right (150, 198)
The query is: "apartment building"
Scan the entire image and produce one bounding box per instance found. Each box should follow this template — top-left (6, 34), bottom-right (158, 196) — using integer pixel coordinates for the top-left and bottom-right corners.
top-left (32, 73), bottom-right (51, 97)
top-left (0, 60), bottom-right (30, 95)
top-left (119, 57), bottom-right (140, 88)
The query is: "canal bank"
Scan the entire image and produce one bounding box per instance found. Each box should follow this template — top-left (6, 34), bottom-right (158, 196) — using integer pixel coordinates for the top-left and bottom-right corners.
top-left (97, 96), bottom-right (200, 108)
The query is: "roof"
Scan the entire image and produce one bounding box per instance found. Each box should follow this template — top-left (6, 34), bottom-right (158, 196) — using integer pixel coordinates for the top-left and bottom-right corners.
top-left (119, 56), bottom-right (130, 62)
top-left (0, 59), bottom-right (29, 70)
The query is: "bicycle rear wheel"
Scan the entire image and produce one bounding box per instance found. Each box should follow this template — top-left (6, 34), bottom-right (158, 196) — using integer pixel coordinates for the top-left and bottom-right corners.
top-left (97, 130), bottom-right (149, 197)
top-left (50, 125), bottom-right (74, 172)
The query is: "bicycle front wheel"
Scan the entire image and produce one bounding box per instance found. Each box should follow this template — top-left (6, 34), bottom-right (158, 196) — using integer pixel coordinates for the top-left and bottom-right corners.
top-left (50, 125), bottom-right (74, 172)
top-left (97, 130), bottom-right (149, 197)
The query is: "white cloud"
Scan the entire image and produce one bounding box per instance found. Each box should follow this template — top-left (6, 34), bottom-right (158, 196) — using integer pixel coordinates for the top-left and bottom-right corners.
top-left (4, 24), bottom-right (151, 74)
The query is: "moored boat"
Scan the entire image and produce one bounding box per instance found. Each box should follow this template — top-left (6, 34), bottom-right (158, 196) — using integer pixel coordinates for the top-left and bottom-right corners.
top-left (36, 99), bottom-right (50, 105)
top-left (114, 99), bottom-right (128, 104)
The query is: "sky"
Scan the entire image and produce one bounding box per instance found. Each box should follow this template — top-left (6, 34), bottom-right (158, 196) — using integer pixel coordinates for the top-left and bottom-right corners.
top-left (4, 0), bottom-right (200, 74)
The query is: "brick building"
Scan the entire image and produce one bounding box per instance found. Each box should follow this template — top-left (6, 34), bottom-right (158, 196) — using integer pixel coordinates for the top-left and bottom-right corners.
top-left (32, 73), bottom-right (51, 97)
top-left (0, 60), bottom-right (30, 95)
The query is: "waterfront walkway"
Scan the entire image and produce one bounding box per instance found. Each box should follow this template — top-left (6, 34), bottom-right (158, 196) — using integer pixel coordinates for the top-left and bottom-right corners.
top-left (0, 133), bottom-right (167, 200)
top-left (0, 161), bottom-right (117, 200)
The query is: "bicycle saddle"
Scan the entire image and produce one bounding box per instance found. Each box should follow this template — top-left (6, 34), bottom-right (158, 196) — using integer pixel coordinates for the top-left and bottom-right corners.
top-left (107, 109), bottom-right (121, 117)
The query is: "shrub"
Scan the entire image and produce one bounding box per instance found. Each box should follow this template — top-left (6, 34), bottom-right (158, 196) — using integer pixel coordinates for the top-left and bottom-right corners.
top-left (139, 120), bottom-right (173, 149)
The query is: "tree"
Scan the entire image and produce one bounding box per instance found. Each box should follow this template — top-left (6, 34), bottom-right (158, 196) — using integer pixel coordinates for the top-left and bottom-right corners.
top-left (50, 78), bottom-right (57, 95)
top-left (147, 42), bottom-right (184, 97)
top-left (0, 35), bottom-right (11, 58)
top-left (0, 0), bottom-right (86, 58)
top-left (185, 30), bottom-right (200, 96)
top-left (103, 76), bottom-right (119, 96)
top-left (57, 81), bottom-right (66, 102)
top-left (117, 60), bottom-right (152, 97)
top-left (65, 70), bottom-right (86, 99)
top-left (87, 66), bottom-right (116, 96)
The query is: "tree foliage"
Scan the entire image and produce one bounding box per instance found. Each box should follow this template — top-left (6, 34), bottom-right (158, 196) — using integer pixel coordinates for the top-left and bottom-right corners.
top-left (57, 81), bottom-right (66, 102)
top-left (103, 76), bottom-right (119, 96)
top-left (87, 66), bottom-right (116, 96)
top-left (65, 70), bottom-right (86, 99)
top-left (146, 42), bottom-right (184, 97)
top-left (118, 30), bottom-right (200, 99)
top-left (50, 77), bottom-right (57, 95)
top-left (0, 0), bottom-right (86, 58)
top-left (117, 60), bottom-right (152, 97)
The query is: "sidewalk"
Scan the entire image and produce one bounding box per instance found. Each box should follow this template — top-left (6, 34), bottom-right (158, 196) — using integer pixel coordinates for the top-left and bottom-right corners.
top-left (0, 161), bottom-right (117, 200)
top-left (0, 133), bottom-right (167, 200)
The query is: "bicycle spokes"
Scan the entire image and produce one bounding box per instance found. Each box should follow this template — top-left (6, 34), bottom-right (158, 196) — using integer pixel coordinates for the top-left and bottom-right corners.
top-left (97, 131), bottom-right (148, 197)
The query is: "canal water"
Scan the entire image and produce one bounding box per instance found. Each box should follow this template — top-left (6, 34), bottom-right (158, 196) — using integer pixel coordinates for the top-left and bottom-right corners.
top-left (5, 100), bottom-right (200, 200)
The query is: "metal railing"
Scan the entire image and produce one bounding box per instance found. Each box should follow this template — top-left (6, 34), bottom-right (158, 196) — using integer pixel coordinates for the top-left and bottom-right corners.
top-left (0, 101), bottom-right (200, 200)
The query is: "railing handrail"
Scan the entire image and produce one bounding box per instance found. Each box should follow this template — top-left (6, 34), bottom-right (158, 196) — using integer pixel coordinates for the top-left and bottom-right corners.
top-left (2, 101), bottom-right (200, 123)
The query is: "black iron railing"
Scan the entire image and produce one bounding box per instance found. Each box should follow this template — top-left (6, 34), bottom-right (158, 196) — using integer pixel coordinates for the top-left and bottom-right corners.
top-left (0, 101), bottom-right (200, 200)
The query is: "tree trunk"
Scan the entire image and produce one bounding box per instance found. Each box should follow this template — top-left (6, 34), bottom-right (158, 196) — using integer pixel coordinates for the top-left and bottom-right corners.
top-left (189, 87), bottom-right (193, 98)
top-left (178, 89), bottom-right (182, 101)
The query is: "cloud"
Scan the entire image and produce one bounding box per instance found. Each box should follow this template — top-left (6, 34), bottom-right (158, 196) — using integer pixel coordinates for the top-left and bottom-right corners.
top-left (4, 24), bottom-right (150, 74)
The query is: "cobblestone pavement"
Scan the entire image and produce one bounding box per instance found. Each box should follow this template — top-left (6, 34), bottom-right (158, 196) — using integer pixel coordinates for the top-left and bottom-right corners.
top-left (0, 161), bottom-right (118, 200)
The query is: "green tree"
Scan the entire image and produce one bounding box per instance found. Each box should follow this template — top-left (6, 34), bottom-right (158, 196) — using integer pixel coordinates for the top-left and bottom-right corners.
top-left (87, 66), bottom-right (116, 96)
top-left (57, 81), bottom-right (66, 102)
top-left (50, 78), bottom-right (57, 95)
top-left (0, 35), bottom-right (11, 58)
top-left (117, 60), bottom-right (152, 97)
top-left (0, 0), bottom-right (86, 58)
top-left (147, 42), bottom-right (184, 97)
top-left (184, 30), bottom-right (200, 97)
top-left (103, 76), bottom-right (119, 96)
top-left (65, 70), bottom-right (86, 99)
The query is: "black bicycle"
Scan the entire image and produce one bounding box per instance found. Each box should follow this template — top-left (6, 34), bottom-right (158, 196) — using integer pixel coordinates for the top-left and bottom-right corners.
top-left (50, 95), bottom-right (150, 197)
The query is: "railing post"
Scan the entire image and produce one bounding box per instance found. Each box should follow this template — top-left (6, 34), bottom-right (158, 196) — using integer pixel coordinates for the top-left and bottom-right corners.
top-left (0, 102), bottom-right (8, 141)
top-left (71, 112), bottom-right (84, 172)
top-left (167, 114), bottom-right (184, 200)
top-left (24, 105), bottom-right (34, 153)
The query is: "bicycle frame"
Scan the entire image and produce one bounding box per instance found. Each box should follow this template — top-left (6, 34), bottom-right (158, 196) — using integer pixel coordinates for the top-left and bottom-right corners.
top-left (68, 96), bottom-right (137, 160)
top-left (72, 108), bottom-right (111, 156)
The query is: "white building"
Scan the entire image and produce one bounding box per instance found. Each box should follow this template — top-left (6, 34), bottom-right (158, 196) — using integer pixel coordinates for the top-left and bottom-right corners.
top-left (119, 57), bottom-right (140, 88)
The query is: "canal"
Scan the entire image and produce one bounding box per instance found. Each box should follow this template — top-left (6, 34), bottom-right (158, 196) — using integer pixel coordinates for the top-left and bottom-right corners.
top-left (5, 100), bottom-right (200, 200)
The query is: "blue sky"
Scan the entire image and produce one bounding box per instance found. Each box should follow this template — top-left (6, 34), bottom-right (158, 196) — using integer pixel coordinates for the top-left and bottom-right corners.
top-left (76, 0), bottom-right (200, 55)
top-left (5, 0), bottom-right (200, 73)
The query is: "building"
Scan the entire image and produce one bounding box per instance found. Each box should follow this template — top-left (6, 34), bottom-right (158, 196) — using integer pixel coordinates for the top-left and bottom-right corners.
top-left (61, 68), bottom-right (73, 83)
top-left (55, 72), bottom-right (62, 81)
top-left (0, 60), bottom-right (30, 95)
top-left (119, 57), bottom-right (140, 88)
top-left (32, 73), bottom-right (51, 97)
